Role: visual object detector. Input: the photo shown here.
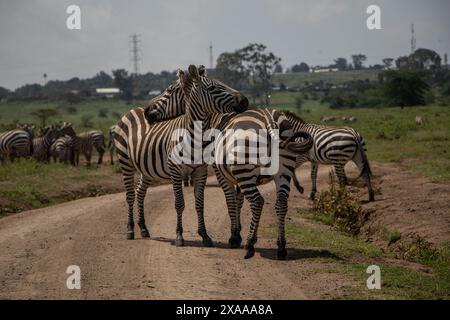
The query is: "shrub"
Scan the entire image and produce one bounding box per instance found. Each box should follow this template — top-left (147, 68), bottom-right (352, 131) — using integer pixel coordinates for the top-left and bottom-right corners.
top-left (312, 172), bottom-right (363, 235)
top-left (98, 108), bottom-right (108, 118)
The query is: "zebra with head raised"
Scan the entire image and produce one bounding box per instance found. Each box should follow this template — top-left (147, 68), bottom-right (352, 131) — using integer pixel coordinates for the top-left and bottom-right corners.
top-left (283, 111), bottom-right (374, 202)
top-left (0, 128), bottom-right (33, 162)
top-left (114, 64), bottom-right (248, 244)
top-left (32, 125), bottom-right (66, 162)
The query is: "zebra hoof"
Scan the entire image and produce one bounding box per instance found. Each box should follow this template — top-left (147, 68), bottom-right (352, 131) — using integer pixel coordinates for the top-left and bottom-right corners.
top-left (141, 229), bottom-right (150, 238)
top-left (244, 246), bottom-right (255, 259)
top-left (228, 236), bottom-right (242, 249)
top-left (126, 232), bottom-right (135, 240)
top-left (202, 237), bottom-right (214, 247)
top-left (277, 248), bottom-right (287, 260)
top-left (175, 238), bottom-right (184, 247)
top-left (309, 192), bottom-right (316, 200)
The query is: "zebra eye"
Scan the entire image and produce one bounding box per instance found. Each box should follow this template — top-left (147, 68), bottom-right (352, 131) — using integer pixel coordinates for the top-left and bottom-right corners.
top-left (208, 85), bottom-right (217, 91)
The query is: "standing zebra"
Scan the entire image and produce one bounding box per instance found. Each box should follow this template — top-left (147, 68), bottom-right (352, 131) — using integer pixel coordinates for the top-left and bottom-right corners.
top-left (114, 65), bottom-right (248, 244)
top-left (210, 109), bottom-right (313, 259)
top-left (50, 135), bottom-right (74, 164)
top-left (32, 124), bottom-right (72, 162)
top-left (108, 125), bottom-right (117, 165)
top-left (146, 91), bottom-right (315, 259)
top-left (75, 130), bottom-right (106, 166)
top-left (283, 111), bottom-right (374, 202)
top-left (0, 129), bottom-right (32, 162)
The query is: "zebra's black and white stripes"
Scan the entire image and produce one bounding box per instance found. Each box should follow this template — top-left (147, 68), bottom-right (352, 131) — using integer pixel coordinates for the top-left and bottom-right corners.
top-left (114, 65), bottom-right (248, 244)
top-left (0, 129), bottom-right (32, 162)
top-left (283, 111), bottom-right (374, 201)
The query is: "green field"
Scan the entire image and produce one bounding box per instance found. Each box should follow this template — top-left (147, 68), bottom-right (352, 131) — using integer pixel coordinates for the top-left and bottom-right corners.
top-left (272, 69), bottom-right (381, 87)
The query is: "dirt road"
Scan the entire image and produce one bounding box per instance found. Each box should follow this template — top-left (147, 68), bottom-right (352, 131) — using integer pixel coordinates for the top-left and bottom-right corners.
top-left (0, 163), bottom-right (449, 299)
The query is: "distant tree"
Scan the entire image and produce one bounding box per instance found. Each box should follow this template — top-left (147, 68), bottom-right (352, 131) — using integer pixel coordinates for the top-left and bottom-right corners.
top-left (31, 109), bottom-right (58, 127)
top-left (274, 64), bottom-right (283, 73)
top-left (112, 69), bottom-right (134, 101)
top-left (410, 48), bottom-right (441, 70)
top-left (382, 58), bottom-right (394, 69)
top-left (351, 54), bottom-right (367, 70)
top-left (15, 84), bottom-right (44, 99)
top-left (334, 58), bottom-right (348, 70)
top-left (291, 62), bottom-right (309, 73)
top-left (215, 51), bottom-right (248, 89)
top-left (382, 70), bottom-right (430, 108)
top-left (0, 86), bottom-right (10, 100)
top-left (395, 56), bottom-right (411, 70)
top-left (240, 43), bottom-right (281, 105)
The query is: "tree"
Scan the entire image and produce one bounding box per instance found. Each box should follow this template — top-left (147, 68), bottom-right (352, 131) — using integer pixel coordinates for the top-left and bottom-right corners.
top-left (291, 62), bottom-right (309, 73)
top-left (31, 109), bottom-right (58, 127)
top-left (382, 58), bottom-right (394, 69)
top-left (239, 43), bottom-right (282, 105)
top-left (334, 58), bottom-right (348, 70)
top-left (395, 56), bottom-right (411, 70)
top-left (112, 69), bottom-right (134, 101)
top-left (351, 54), bottom-right (367, 70)
top-left (0, 86), bottom-right (10, 100)
top-left (215, 51), bottom-right (248, 89)
top-left (382, 70), bottom-right (430, 108)
top-left (274, 64), bottom-right (283, 73)
top-left (410, 48), bottom-right (441, 70)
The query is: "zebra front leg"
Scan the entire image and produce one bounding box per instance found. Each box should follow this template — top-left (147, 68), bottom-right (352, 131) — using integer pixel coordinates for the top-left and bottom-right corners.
top-left (171, 174), bottom-right (185, 247)
top-left (214, 165), bottom-right (241, 248)
top-left (136, 175), bottom-right (151, 238)
top-left (97, 146), bottom-right (104, 165)
top-left (310, 162), bottom-right (319, 200)
top-left (123, 173), bottom-right (136, 240)
top-left (192, 167), bottom-right (213, 247)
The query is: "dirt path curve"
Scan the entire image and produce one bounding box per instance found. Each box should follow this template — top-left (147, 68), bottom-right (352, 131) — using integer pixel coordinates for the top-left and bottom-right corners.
top-left (0, 163), bottom-right (449, 299)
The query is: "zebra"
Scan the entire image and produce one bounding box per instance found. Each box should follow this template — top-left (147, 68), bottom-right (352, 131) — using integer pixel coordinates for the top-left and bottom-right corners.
top-left (114, 64), bottom-right (248, 244)
top-left (283, 111), bottom-right (374, 202)
top-left (146, 90), bottom-right (315, 259)
top-left (74, 130), bottom-right (106, 166)
top-left (32, 124), bottom-right (72, 162)
top-left (207, 109), bottom-right (313, 259)
top-left (0, 129), bottom-right (32, 162)
top-left (50, 135), bottom-right (74, 164)
top-left (108, 125), bottom-right (117, 165)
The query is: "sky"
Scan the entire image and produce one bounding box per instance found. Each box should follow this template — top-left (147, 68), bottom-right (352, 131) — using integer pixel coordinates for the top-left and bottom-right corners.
top-left (0, 0), bottom-right (449, 90)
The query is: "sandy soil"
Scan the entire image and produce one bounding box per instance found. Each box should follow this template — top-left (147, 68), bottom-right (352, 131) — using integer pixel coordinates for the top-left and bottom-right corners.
top-left (0, 162), bottom-right (448, 299)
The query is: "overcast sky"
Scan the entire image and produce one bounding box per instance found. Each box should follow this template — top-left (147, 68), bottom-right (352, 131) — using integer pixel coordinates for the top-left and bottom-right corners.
top-left (0, 0), bottom-right (449, 90)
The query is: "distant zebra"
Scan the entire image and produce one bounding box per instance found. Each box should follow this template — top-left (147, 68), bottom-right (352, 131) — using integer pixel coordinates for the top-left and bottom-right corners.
top-left (114, 65), bottom-right (248, 244)
top-left (0, 129), bottom-right (32, 162)
top-left (76, 130), bottom-right (105, 166)
top-left (283, 111), bottom-right (374, 202)
top-left (32, 125), bottom-right (72, 162)
top-left (108, 125), bottom-right (117, 165)
top-left (50, 135), bottom-right (74, 164)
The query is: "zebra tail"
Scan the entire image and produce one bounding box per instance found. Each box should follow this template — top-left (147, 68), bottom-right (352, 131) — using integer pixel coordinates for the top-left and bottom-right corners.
top-left (356, 136), bottom-right (372, 178)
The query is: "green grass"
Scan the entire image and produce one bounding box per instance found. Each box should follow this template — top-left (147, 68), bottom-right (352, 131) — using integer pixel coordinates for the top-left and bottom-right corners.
top-left (264, 214), bottom-right (450, 299)
top-left (272, 69), bottom-right (381, 88)
top-left (260, 91), bottom-right (450, 182)
top-left (0, 158), bottom-right (123, 215)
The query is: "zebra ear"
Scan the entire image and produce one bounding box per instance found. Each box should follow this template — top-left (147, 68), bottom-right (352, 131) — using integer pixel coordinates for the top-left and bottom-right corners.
top-left (198, 65), bottom-right (207, 77)
top-left (188, 64), bottom-right (200, 82)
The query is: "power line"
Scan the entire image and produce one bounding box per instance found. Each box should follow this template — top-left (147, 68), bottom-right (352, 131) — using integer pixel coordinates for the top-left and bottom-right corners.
top-left (129, 34), bottom-right (142, 75)
top-left (209, 42), bottom-right (214, 69)
top-left (411, 23), bottom-right (416, 54)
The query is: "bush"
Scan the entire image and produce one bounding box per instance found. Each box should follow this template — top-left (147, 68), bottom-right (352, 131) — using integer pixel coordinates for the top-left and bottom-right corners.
top-left (312, 172), bottom-right (363, 235)
top-left (98, 108), bottom-right (108, 118)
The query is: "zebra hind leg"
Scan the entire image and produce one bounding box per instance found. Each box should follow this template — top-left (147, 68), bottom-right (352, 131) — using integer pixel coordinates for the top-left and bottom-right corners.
top-left (274, 177), bottom-right (291, 260)
top-left (192, 167), bottom-right (213, 247)
top-left (310, 162), bottom-right (319, 200)
top-left (214, 165), bottom-right (241, 248)
top-left (136, 175), bottom-right (151, 238)
top-left (170, 171), bottom-right (185, 246)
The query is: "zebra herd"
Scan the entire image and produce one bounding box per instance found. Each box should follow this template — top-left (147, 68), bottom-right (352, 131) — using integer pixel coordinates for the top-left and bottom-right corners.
top-left (114, 65), bottom-right (374, 260)
top-left (0, 122), bottom-right (113, 166)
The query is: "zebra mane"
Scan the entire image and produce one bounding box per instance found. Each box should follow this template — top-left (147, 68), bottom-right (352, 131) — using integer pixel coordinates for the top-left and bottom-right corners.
top-left (281, 110), bottom-right (306, 124)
